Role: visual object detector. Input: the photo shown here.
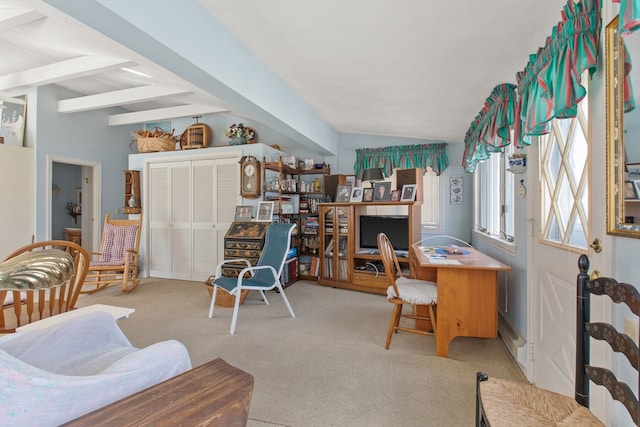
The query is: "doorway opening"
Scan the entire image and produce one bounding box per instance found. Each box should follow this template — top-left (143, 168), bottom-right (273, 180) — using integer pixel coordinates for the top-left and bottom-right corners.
top-left (48, 156), bottom-right (101, 253)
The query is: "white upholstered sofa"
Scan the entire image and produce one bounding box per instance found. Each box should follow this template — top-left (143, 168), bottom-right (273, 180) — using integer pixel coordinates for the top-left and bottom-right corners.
top-left (0, 311), bottom-right (192, 426)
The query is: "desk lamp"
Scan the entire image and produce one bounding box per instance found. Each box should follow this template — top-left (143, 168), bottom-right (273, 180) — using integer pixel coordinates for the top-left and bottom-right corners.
top-left (361, 168), bottom-right (384, 188)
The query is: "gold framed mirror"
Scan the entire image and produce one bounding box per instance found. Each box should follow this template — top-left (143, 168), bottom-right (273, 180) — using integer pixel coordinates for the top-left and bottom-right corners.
top-left (606, 16), bottom-right (640, 238)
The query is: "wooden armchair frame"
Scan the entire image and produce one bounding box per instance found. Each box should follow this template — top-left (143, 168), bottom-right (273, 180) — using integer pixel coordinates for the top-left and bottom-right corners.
top-left (1, 240), bottom-right (90, 333)
top-left (81, 213), bottom-right (142, 294)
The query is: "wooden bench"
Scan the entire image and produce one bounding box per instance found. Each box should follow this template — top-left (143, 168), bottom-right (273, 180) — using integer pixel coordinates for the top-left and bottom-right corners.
top-left (64, 358), bottom-right (254, 427)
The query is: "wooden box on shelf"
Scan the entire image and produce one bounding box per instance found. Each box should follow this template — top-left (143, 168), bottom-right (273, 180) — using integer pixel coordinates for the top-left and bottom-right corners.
top-left (123, 170), bottom-right (141, 214)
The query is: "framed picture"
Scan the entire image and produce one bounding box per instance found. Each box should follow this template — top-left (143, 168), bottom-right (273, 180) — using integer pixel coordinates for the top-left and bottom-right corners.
top-left (256, 201), bottom-right (274, 221)
top-left (335, 184), bottom-right (352, 202)
top-left (450, 175), bottom-right (463, 205)
top-left (0, 95), bottom-right (27, 146)
top-left (234, 205), bottom-right (253, 221)
top-left (350, 187), bottom-right (363, 202)
top-left (373, 181), bottom-right (391, 201)
top-left (390, 189), bottom-right (401, 202)
top-left (345, 175), bottom-right (357, 188)
top-left (362, 188), bottom-right (374, 202)
top-left (401, 184), bottom-right (417, 201)
top-left (624, 181), bottom-right (639, 200)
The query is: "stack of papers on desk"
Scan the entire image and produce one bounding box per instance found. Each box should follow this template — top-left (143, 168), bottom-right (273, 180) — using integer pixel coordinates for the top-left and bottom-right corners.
top-left (426, 254), bottom-right (461, 265)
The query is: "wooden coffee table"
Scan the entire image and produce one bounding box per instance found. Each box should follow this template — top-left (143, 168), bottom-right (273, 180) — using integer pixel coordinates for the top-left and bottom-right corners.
top-left (63, 358), bottom-right (254, 426)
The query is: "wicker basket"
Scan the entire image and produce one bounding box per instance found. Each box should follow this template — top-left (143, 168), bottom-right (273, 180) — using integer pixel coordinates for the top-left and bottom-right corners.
top-left (204, 276), bottom-right (250, 307)
top-left (136, 137), bottom-right (176, 153)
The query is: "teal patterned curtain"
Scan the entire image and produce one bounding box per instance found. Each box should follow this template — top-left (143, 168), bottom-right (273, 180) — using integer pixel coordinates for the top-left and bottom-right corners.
top-left (354, 144), bottom-right (449, 178)
top-left (615, 0), bottom-right (640, 34)
top-left (462, 83), bottom-right (517, 172)
top-left (513, 0), bottom-right (601, 147)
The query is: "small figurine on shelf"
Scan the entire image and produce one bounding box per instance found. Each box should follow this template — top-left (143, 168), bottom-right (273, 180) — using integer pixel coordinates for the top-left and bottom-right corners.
top-left (313, 178), bottom-right (321, 192)
top-left (128, 195), bottom-right (136, 208)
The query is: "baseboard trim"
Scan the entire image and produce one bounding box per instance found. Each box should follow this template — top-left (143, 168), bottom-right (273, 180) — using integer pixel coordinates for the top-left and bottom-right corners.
top-left (498, 311), bottom-right (527, 370)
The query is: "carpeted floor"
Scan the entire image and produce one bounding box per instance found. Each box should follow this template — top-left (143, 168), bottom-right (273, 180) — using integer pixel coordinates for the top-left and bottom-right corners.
top-left (77, 279), bottom-right (526, 427)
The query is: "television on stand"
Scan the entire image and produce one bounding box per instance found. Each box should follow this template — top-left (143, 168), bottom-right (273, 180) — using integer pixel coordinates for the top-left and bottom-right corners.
top-left (359, 215), bottom-right (409, 256)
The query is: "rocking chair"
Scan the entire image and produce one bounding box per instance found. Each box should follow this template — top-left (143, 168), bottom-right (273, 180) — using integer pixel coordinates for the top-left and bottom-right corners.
top-left (82, 213), bottom-right (142, 294)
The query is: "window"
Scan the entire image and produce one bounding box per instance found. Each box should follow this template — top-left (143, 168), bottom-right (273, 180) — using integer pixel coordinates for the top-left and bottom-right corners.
top-left (539, 90), bottom-right (589, 249)
top-left (421, 167), bottom-right (440, 228)
top-left (474, 143), bottom-right (515, 242)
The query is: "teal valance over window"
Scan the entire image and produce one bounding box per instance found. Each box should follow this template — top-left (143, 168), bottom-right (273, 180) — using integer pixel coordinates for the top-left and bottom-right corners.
top-left (462, 0), bottom-right (601, 171)
top-left (513, 0), bottom-right (600, 147)
top-left (463, 84), bottom-right (517, 173)
top-left (615, 0), bottom-right (640, 34)
top-left (354, 144), bottom-right (449, 179)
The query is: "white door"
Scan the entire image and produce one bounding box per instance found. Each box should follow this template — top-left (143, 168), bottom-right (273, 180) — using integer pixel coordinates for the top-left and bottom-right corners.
top-left (191, 158), bottom-right (238, 281)
top-left (527, 82), bottom-right (610, 419)
top-left (149, 158), bottom-right (239, 281)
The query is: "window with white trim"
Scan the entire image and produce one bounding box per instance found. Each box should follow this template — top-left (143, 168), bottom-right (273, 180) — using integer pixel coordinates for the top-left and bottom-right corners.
top-left (421, 167), bottom-right (440, 228)
top-left (474, 143), bottom-right (515, 241)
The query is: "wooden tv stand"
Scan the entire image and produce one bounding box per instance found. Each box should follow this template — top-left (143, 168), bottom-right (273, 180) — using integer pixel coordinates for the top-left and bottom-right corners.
top-left (317, 201), bottom-right (421, 295)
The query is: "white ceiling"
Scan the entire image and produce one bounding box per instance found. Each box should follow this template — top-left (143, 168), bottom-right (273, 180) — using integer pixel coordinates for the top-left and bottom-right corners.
top-left (0, 0), bottom-right (572, 151)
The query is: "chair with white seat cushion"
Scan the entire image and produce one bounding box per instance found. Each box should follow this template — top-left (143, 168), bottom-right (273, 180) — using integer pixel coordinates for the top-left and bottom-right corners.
top-left (377, 232), bottom-right (437, 349)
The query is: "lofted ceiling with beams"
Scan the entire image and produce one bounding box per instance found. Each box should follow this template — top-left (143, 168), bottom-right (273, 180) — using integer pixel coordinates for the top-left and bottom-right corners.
top-left (0, 0), bottom-right (571, 152)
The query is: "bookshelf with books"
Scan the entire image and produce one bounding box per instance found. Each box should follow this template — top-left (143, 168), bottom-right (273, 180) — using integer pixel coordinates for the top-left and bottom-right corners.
top-left (318, 203), bottom-right (353, 286)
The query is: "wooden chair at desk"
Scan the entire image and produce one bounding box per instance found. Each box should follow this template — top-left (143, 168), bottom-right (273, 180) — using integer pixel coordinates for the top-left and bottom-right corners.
top-left (377, 233), bottom-right (438, 349)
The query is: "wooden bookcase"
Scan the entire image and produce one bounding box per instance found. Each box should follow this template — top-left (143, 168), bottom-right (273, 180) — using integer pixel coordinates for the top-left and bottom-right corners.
top-left (317, 200), bottom-right (421, 295)
top-left (123, 170), bottom-right (141, 214)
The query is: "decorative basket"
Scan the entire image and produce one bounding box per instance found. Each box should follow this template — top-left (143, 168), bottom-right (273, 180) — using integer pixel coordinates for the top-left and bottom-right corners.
top-left (136, 137), bottom-right (176, 153)
top-left (131, 127), bottom-right (177, 153)
top-left (204, 275), bottom-right (250, 307)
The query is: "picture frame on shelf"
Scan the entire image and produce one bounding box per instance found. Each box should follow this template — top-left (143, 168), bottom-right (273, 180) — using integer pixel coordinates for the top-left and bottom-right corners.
top-left (256, 201), bottom-right (274, 222)
top-left (362, 188), bottom-right (374, 202)
top-left (345, 175), bottom-right (357, 188)
top-left (350, 187), bottom-right (364, 202)
top-left (401, 184), bottom-right (417, 201)
top-left (234, 205), bottom-right (253, 221)
top-left (373, 181), bottom-right (391, 201)
top-left (335, 184), bottom-right (352, 202)
top-left (390, 190), bottom-right (401, 202)
top-left (625, 181), bottom-right (639, 200)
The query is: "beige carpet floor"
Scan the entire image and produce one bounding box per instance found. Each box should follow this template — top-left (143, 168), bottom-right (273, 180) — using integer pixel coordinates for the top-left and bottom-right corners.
top-left (77, 279), bottom-right (526, 427)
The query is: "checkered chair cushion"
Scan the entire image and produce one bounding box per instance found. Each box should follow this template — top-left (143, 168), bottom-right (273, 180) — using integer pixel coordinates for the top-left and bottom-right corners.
top-left (91, 224), bottom-right (139, 266)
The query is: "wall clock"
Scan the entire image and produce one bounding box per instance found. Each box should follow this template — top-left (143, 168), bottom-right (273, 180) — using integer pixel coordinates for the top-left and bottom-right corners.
top-left (240, 155), bottom-right (261, 199)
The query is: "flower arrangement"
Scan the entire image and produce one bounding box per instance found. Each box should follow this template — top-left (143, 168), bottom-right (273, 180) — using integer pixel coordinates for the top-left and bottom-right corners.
top-left (225, 123), bottom-right (256, 140)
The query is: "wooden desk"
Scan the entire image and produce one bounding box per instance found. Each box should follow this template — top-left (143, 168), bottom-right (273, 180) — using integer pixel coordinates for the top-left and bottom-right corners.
top-left (64, 358), bottom-right (254, 427)
top-left (413, 248), bottom-right (511, 357)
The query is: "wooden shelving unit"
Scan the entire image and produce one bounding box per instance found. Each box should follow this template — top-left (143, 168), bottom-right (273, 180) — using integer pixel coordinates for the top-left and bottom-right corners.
top-left (317, 201), bottom-right (421, 295)
top-left (123, 170), bottom-right (141, 214)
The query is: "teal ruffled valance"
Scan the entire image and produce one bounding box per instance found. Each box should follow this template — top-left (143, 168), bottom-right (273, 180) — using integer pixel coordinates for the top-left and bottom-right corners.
top-left (354, 144), bottom-right (449, 179)
top-left (514, 0), bottom-right (600, 147)
top-left (462, 0), bottom-right (601, 171)
top-left (463, 83), bottom-right (517, 173)
top-left (615, 0), bottom-right (640, 35)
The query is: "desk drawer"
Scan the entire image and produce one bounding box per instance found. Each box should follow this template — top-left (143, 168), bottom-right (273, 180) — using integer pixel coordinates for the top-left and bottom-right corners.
top-left (352, 271), bottom-right (388, 286)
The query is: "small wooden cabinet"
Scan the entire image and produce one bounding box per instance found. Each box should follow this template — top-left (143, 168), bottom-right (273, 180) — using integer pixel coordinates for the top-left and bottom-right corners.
top-left (223, 222), bottom-right (269, 278)
top-left (123, 170), bottom-right (141, 214)
top-left (319, 204), bottom-right (353, 286)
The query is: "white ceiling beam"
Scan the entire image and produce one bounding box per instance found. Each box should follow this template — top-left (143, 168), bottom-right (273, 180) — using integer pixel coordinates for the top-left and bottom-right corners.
top-left (0, 9), bottom-right (45, 30)
top-left (0, 56), bottom-right (135, 91)
top-left (58, 86), bottom-right (193, 113)
top-left (108, 104), bottom-right (229, 126)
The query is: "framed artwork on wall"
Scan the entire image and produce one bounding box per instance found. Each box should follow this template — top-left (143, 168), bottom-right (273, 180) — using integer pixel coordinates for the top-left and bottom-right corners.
top-left (0, 95), bottom-right (27, 146)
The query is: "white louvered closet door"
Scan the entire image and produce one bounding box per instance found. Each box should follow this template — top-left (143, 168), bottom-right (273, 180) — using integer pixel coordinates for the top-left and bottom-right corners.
top-left (149, 157), bottom-right (239, 281)
top-left (191, 157), bottom-right (238, 281)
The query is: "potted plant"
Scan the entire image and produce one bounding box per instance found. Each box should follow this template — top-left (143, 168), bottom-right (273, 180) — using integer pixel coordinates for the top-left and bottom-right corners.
top-left (225, 123), bottom-right (256, 145)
